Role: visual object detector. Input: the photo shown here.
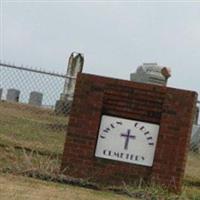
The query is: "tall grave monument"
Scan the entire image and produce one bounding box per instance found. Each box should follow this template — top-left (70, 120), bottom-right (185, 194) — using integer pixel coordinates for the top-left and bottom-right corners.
top-left (55, 52), bottom-right (84, 115)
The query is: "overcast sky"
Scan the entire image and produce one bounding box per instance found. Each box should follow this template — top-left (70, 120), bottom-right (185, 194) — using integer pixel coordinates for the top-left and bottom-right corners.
top-left (0, 1), bottom-right (200, 97)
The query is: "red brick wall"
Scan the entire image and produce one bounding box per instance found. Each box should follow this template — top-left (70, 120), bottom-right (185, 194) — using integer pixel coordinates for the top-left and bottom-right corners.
top-left (61, 73), bottom-right (197, 192)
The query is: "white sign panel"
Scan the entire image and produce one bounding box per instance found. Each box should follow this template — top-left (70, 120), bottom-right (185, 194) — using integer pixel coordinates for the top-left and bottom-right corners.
top-left (95, 115), bottom-right (160, 167)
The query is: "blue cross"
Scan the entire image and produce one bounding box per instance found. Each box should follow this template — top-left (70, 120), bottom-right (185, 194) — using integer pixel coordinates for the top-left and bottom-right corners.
top-left (120, 129), bottom-right (136, 150)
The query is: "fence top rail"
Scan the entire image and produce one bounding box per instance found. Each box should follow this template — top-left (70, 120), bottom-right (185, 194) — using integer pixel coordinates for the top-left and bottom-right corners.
top-left (0, 61), bottom-right (76, 79)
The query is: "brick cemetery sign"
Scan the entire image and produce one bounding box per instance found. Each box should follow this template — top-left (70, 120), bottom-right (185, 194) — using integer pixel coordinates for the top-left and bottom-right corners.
top-left (61, 73), bottom-right (197, 192)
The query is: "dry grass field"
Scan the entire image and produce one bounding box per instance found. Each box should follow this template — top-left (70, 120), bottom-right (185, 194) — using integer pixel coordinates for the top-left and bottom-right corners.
top-left (0, 101), bottom-right (200, 200)
top-left (0, 173), bottom-right (132, 200)
top-left (0, 101), bottom-right (67, 154)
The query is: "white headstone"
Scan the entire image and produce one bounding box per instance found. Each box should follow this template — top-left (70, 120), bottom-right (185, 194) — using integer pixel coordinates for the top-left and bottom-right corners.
top-left (55, 52), bottom-right (84, 115)
top-left (61, 52), bottom-right (84, 101)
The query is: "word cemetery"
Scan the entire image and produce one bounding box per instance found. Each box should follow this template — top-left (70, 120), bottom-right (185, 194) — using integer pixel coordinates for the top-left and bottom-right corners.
top-left (61, 73), bottom-right (197, 192)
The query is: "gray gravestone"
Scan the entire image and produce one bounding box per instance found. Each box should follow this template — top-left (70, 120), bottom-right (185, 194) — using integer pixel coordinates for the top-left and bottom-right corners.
top-left (130, 63), bottom-right (171, 86)
top-left (55, 100), bottom-right (72, 115)
top-left (6, 89), bottom-right (20, 102)
top-left (0, 88), bottom-right (2, 100)
top-left (29, 91), bottom-right (43, 107)
top-left (190, 125), bottom-right (200, 152)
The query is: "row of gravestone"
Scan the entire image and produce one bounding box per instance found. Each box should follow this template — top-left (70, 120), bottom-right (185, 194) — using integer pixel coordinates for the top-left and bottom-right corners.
top-left (0, 88), bottom-right (43, 107)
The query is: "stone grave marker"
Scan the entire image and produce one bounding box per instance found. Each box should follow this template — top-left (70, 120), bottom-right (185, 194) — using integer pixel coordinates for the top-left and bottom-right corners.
top-left (6, 88), bottom-right (20, 102)
top-left (55, 52), bottom-right (84, 115)
top-left (130, 63), bottom-right (171, 86)
top-left (29, 91), bottom-right (43, 107)
top-left (61, 73), bottom-right (197, 192)
top-left (0, 88), bottom-right (2, 100)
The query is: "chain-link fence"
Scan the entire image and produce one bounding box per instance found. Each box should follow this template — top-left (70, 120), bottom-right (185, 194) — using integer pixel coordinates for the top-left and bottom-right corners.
top-left (0, 62), bottom-right (68, 156)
